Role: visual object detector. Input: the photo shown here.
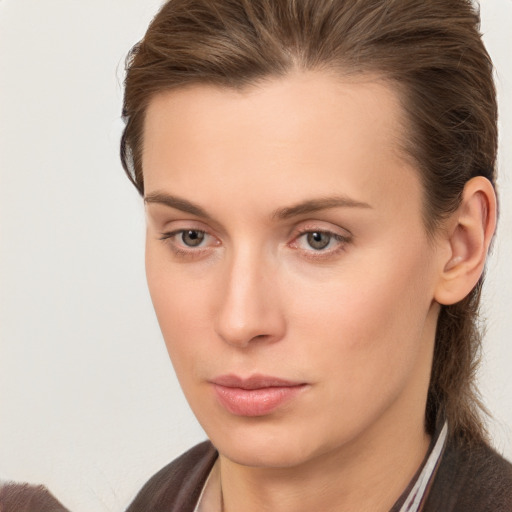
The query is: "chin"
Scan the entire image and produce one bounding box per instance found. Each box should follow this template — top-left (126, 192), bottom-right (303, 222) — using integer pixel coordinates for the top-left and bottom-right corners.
top-left (218, 439), bottom-right (315, 469)
top-left (206, 419), bottom-right (326, 469)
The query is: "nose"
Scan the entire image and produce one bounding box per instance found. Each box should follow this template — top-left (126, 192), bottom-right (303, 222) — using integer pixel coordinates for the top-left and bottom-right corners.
top-left (214, 248), bottom-right (286, 348)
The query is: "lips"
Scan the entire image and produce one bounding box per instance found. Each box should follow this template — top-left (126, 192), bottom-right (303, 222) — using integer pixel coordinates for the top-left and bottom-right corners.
top-left (210, 374), bottom-right (308, 416)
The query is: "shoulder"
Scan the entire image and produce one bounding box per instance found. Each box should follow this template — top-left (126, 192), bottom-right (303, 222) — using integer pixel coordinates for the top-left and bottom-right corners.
top-left (125, 441), bottom-right (218, 512)
top-left (425, 438), bottom-right (512, 512)
top-left (0, 482), bottom-right (70, 512)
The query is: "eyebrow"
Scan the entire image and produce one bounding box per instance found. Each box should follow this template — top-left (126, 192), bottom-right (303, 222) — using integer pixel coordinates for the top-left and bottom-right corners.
top-left (272, 196), bottom-right (372, 220)
top-left (144, 192), bottom-right (211, 219)
top-left (144, 192), bottom-right (372, 220)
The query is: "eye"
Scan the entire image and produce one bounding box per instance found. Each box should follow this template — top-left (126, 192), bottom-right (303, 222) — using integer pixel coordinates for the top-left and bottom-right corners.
top-left (159, 228), bottom-right (218, 255)
top-left (289, 227), bottom-right (351, 260)
top-left (180, 229), bottom-right (206, 247)
top-left (304, 231), bottom-right (332, 250)
top-left (295, 230), bottom-right (347, 252)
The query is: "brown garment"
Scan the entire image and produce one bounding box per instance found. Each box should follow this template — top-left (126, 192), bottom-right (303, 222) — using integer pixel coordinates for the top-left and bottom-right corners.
top-left (126, 442), bottom-right (216, 512)
top-left (422, 439), bottom-right (512, 511)
top-left (125, 439), bottom-right (512, 512)
top-left (0, 483), bottom-right (70, 512)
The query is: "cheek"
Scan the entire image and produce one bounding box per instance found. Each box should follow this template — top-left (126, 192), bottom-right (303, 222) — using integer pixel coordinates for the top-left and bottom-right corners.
top-left (145, 245), bottom-right (211, 372)
top-left (277, 247), bottom-right (436, 442)
top-left (286, 241), bottom-right (436, 384)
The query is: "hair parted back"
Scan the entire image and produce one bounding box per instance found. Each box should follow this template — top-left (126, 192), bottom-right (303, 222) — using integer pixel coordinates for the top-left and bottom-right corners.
top-left (121, 0), bottom-right (497, 445)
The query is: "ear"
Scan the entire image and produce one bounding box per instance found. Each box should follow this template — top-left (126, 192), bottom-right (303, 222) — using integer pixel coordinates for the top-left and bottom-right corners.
top-left (434, 176), bottom-right (497, 306)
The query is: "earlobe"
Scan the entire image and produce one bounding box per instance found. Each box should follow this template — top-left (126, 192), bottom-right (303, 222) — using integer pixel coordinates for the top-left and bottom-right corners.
top-left (434, 177), bottom-right (497, 306)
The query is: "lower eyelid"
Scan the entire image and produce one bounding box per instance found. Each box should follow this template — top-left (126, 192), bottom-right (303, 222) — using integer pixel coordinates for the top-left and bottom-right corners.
top-left (298, 238), bottom-right (348, 258)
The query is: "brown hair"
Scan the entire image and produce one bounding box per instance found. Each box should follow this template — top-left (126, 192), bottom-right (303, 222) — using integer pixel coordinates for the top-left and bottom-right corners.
top-left (121, 0), bottom-right (497, 445)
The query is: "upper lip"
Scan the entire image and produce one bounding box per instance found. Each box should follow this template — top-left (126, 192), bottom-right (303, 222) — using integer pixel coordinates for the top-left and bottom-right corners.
top-left (211, 374), bottom-right (305, 390)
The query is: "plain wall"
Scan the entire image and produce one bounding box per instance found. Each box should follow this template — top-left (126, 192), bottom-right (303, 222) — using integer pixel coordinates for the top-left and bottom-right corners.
top-left (0, 1), bottom-right (510, 511)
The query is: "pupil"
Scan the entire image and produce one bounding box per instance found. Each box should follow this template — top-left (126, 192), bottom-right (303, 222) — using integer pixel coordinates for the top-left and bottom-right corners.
top-left (182, 230), bottom-right (204, 247)
top-left (307, 232), bottom-right (330, 250)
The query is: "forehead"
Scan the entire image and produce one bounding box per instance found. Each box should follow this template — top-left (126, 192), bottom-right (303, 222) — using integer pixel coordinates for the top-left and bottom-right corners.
top-left (142, 71), bottom-right (421, 220)
top-left (143, 71), bottom-right (406, 161)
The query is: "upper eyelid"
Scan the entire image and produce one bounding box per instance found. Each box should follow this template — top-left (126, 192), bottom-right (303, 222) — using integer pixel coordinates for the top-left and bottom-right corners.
top-left (146, 207), bottom-right (225, 236)
top-left (150, 210), bottom-right (351, 235)
top-left (161, 228), bottom-right (209, 241)
top-left (295, 226), bottom-right (347, 235)
top-left (292, 222), bottom-right (352, 239)
top-left (157, 218), bottom-right (216, 236)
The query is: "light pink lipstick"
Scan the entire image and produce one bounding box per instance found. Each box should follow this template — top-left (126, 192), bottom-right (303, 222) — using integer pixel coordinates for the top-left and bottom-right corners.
top-left (211, 374), bottom-right (307, 417)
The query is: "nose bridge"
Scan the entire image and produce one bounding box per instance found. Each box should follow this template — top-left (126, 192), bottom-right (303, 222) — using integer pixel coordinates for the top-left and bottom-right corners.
top-left (214, 241), bottom-right (284, 347)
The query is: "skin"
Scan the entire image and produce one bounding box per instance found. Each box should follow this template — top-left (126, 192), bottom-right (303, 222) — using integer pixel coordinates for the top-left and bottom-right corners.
top-left (142, 71), bottom-right (494, 512)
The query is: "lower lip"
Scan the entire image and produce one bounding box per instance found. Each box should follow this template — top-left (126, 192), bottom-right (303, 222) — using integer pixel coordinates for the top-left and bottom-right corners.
top-left (212, 384), bottom-right (307, 416)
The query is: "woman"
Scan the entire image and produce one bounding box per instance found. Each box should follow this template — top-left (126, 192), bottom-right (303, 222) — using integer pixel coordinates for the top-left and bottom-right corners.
top-left (120, 0), bottom-right (512, 510)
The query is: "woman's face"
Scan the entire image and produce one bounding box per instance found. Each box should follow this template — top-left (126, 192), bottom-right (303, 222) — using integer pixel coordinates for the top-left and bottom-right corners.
top-left (143, 72), bottom-right (443, 468)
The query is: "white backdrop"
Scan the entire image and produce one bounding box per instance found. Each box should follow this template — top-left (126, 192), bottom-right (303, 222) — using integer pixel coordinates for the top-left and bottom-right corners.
top-left (0, 1), bottom-right (510, 511)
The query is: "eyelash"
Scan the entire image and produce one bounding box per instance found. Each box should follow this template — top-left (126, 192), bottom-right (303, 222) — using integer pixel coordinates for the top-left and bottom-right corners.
top-left (158, 227), bottom-right (351, 260)
top-left (158, 229), bottom-right (214, 259)
top-left (291, 228), bottom-right (351, 261)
